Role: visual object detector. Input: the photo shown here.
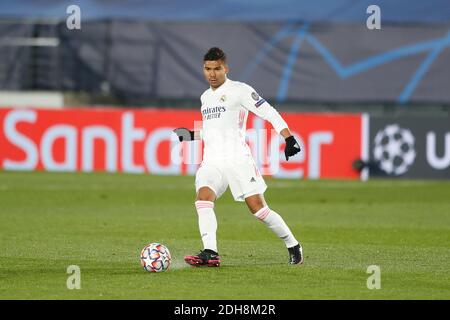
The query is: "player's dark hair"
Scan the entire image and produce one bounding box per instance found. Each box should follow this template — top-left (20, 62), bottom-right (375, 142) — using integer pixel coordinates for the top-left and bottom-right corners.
top-left (203, 47), bottom-right (227, 63)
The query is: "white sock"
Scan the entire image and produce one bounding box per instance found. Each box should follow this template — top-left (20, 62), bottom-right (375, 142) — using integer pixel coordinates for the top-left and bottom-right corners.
top-left (195, 201), bottom-right (218, 253)
top-left (254, 206), bottom-right (299, 248)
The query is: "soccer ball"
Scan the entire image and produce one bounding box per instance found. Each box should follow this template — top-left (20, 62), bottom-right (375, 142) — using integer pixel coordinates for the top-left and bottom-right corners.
top-left (140, 243), bottom-right (171, 273)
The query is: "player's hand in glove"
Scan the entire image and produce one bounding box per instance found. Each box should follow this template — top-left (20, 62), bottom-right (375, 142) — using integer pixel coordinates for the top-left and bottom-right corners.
top-left (284, 135), bottom-right (301, 161)
top-left (173, 127), bottom-right (195, 142)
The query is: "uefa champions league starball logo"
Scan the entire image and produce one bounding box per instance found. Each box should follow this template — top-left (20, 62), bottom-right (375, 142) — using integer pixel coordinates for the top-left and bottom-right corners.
top-left (373, 124), bottom-right (416, 176)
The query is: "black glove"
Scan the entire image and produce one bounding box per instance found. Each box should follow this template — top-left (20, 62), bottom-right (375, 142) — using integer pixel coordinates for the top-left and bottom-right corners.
top-left (284, 136), bottom-right (301, 161)
top-left (173, 127), bottom-right (194, 142)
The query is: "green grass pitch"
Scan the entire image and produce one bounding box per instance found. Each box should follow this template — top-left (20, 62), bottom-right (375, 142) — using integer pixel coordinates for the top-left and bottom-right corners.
top-left (0, 171), bottom-right (449, 299)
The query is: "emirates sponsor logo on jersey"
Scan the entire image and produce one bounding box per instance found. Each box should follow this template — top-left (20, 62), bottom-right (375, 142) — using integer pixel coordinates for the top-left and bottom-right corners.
top-left (202, 106), bottom-right (226, 120)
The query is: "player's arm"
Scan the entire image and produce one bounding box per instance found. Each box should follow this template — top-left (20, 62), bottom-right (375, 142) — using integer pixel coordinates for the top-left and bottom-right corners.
top-left (240, 85), bottom-right (301, 160)
top-left (173, 128), bottom-right (201, 142)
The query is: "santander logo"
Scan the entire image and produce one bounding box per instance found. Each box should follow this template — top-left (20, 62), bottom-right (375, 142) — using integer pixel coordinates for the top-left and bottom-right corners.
top-left (0, 108), bottom-right (364, 180)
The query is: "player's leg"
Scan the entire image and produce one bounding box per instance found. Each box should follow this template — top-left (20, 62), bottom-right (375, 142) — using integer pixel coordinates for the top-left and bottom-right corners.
top-left (184, 186), bottom-right (221, 267)
top-left (195, 186), bottom-right (218, 253)
top-left (226, 158), bottom-right (303, 264)
top-left (245, 193), bottom-right (304, 265)
top-left (185, 165), bottom-right (226, 267)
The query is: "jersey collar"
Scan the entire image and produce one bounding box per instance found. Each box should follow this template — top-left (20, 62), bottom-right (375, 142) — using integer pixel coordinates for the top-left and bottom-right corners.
top-left (210, 77), bottom-right (230, 92)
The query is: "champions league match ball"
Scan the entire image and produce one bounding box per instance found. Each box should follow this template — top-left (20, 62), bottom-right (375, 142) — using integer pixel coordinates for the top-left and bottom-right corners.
top-left (140, 243), bottom-right (172, 273)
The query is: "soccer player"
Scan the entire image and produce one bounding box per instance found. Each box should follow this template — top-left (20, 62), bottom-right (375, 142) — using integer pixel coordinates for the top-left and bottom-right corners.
top-left (174, 47), bottom-right (303, 267)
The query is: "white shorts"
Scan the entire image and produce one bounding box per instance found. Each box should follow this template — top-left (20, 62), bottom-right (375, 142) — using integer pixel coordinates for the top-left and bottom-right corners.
top-left (195, 157), bottom-right (267, 202)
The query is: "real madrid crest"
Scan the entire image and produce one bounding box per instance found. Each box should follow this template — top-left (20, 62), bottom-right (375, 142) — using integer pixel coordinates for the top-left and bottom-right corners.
top-left (220, 95), bottom-right (226, 102)
top-left (251, 92), bottom-right (260, 101)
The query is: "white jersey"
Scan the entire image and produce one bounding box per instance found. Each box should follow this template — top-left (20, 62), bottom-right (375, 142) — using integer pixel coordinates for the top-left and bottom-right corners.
top-left (200, 78), bottom-right (288, 164)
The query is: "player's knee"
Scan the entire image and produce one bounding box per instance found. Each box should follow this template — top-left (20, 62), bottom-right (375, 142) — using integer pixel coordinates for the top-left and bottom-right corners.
top-left (245, 195), bottom-right (267, 214)
top-left (248, 204), bottom-right (265, 214)
top-left (196, 187), bottom-right (216, 202)
top-left (197, 194), bottom-right (215, 202)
